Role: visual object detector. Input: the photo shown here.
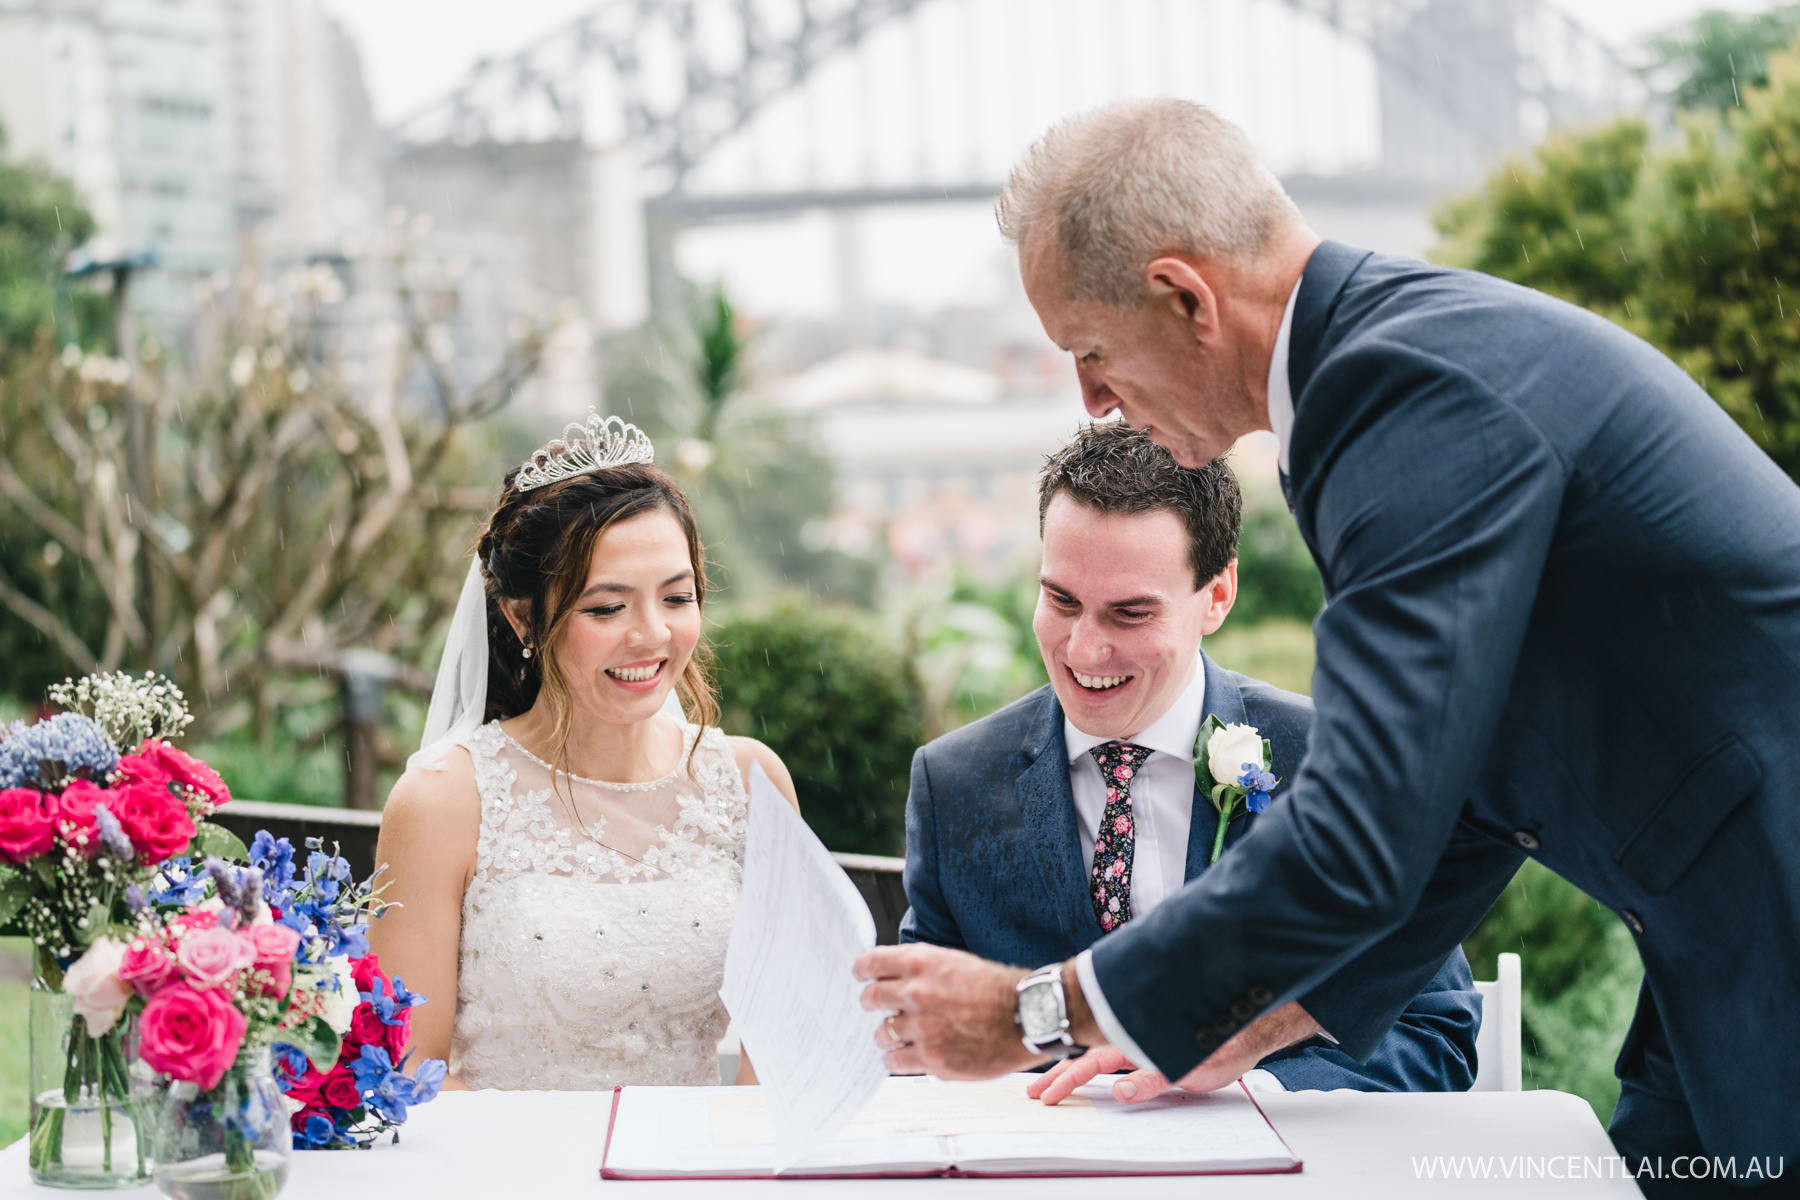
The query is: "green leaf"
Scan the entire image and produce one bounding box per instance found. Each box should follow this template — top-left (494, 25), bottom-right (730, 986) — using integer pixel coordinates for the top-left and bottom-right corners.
top-left (281, 1016), bottom-right (343, 1072)
top-left (189, 820), bottom-right (248, 864)
top-left (0, 866), bottom-right (33, 933)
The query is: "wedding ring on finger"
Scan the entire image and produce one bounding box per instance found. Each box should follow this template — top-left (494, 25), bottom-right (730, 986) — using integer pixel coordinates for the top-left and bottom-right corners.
top-left (884, 1015), bottom-right (909, 1049)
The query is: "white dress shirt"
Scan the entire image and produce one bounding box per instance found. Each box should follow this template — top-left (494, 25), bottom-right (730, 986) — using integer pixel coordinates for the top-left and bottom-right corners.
top-left (1065, 655), bottom-right (1286, 1092)
top-left (1267, 276), bottom-right (1304, 474)
top-left (1062, 655), bottom-right (1206, 921)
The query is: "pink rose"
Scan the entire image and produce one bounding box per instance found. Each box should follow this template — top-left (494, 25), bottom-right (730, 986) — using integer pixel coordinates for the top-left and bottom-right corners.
top-left (0, 787), bottom-right (57, 863)
top-left (118, 937), bottom-right (178, 995)
top-left (64, 937), bottom-right (132, 1035)
top-left (284, 1067), bottom-right (324, 1107)
top-left (175, 926), bottom-right (254, 989)
top-left (110, 781), bottom-right (196, 864)
top-left (52, 779), bottom-right (107, 857)
top-left (246, 924), bottom-right (298, 997)
top-left (348, 953), bottom-right (384, 995)
top-left (124, 741), bottom-right (230, 811)
top-left (139, 983), bottom-right (247, 1089)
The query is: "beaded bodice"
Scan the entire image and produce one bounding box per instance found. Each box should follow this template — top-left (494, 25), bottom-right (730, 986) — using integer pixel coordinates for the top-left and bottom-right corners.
top-left (450, 720), bottom-right (746, 1089)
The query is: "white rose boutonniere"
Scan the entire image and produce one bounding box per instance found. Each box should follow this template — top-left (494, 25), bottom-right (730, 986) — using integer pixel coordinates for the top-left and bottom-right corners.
top-left (1194, 715), bottom-right (1278, 865)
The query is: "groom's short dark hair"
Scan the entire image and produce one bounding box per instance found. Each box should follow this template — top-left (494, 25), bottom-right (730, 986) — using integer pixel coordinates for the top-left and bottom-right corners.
top-left (1037, 422), bottom-right (1242, 589)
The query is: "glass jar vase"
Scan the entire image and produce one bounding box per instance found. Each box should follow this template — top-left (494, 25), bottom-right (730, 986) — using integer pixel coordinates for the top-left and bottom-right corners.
top-left (150, 1048), bottom-right (290, 1200)
top-left (26, 978), bottom-right (151, 1190)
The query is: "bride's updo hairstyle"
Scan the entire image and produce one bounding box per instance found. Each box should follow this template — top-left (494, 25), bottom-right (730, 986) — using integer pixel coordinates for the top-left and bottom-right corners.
top-left (476, 459), bottom-right (719, 768)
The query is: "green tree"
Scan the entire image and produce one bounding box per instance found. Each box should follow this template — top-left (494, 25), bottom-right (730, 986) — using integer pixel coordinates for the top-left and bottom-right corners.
top-left (1643, 5), bottom-right (1800, 113)
top-left (1434, 35), bottom-right (1800, 481)
top-left (710, 602), bottom-right (925, 855)
top-left (0, 125), bottom-right (98, 361)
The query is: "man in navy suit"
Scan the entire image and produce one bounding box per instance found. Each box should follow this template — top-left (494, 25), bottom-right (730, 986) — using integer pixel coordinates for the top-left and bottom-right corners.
top-left (900, 422), bottom-right (1480, 1093)
top-left (856, 99), bottom-right (1799, 1193)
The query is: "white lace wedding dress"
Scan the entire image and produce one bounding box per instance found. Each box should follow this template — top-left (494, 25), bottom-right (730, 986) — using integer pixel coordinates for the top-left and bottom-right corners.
top-left (449, 719), bottom-right (747, 1089)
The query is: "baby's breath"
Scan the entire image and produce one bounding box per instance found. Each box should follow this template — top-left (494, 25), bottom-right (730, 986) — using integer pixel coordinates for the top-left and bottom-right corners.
top-left (50, 670), bottom-right (193, 749)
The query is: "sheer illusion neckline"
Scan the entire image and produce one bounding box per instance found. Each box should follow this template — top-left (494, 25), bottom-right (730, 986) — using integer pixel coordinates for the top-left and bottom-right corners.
top-left (496, 722), bottom-right (693, 792)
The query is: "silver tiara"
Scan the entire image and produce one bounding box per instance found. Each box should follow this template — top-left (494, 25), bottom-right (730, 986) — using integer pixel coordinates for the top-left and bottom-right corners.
top-left (512, 411), bottom-right (655, 494)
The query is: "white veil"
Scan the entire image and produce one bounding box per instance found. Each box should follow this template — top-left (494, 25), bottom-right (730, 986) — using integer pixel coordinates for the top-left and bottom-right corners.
top-left (409, 558), bottom-right (490, 772)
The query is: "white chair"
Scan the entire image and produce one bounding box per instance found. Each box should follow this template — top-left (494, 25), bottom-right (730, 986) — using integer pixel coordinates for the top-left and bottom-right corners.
top-left (1469, 951), bottom-right (1522, 1091)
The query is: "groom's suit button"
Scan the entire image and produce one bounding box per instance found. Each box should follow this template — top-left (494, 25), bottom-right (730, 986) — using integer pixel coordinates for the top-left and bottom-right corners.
top-left (1513, 829), bottom-right (1541, 851)
top-left (1194, 1029), bottom-right (1219, 1050)
top-left (1248, 985), bottom-right (1274, 1005)
top-left (1230, 999), bottom-right (1256, 1019)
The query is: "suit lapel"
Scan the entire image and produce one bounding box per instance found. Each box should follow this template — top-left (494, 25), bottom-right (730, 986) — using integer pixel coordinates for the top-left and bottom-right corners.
top-left (1284, 239), bottom-right (1372, 585)
top-left (1185, 653), bottom-right (1249, 882)
top-left (1017, 691), bottom-right (1101, 944)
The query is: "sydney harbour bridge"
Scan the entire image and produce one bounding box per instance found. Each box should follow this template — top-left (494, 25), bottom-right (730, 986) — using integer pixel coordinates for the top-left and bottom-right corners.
top-left (376, 0), bottom-right (1643, 332)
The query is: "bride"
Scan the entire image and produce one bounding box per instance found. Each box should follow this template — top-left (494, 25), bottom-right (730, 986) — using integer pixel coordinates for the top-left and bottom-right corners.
top-left (370, 413), bottom-right (799, 1090)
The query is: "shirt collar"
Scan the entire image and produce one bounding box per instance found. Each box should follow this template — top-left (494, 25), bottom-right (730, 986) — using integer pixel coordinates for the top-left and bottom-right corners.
top-left (1266, 276), bottom-right (1303, 474)
top-left (1064, 654), bottom-right (1208, 764)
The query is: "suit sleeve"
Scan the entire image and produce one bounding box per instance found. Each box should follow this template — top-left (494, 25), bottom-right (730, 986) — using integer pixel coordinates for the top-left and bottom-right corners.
top-left (1087, 343), bottom-right (1565, 1080)
top-left (898, 747), bottom-right (966, 950)
top-left (1261, 945), bottom-right (1482, 1092)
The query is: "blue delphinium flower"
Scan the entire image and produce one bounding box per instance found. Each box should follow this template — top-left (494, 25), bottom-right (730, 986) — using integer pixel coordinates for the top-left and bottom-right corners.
top-left (407, 1057), bottom-right (447, 1105)
top-left (270, 1044), bottom-right (311, 1085)
top-left (1238, 763), bottom-right (1278, 814)
top-left (0, 713), bottom-right (119, 789)
top-left (298, 1114), bottom-right (339, 1149)
top-left (148, 857), bottom-right (210, 907)
top-left (363, 974), bottom-right (425, 1025)
top-left (250, 831), bottom-right (297, 895)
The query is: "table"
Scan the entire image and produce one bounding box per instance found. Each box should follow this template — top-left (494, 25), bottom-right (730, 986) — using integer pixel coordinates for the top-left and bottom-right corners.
top-left (0, 1089), bottom-right (1645, 1197)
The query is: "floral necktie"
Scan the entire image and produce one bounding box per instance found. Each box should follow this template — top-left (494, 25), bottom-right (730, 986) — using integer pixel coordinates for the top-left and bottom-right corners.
top-left (1088, 741), bottom-right (1153, 932)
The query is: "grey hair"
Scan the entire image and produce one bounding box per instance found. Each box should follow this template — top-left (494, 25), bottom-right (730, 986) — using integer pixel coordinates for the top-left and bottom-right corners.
top-left (996, 98), bottom-right (1302, 308)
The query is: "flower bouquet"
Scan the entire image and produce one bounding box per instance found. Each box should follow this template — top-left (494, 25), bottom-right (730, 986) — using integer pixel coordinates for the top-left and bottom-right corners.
top-left (247, 833), bottom-right (446, 1150)
top-left (0, 672), bottom-right (241, 1188)
top-left (1194, 715), bottom-right (1279, 866)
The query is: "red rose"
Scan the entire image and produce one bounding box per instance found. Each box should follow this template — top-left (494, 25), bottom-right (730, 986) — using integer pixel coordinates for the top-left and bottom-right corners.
top-left (138, 982), bottom-right (247, 1090)
top-left (381, 1006), bottom-right (412, 1059)
top-left (52, 779), bottom-right (106, 857)
top-left (110, 781), bottom-right (196, 864)
top-left (319, 1067), bottom-right (362, 1111)
top-left (0, 787), bottom-right (57, 863)
top-left (348, 954), bottom-right (383, 995)
top-left (127, 741), bottom-right (229, 811)
top-left (284, 1066), bottom-right (324, 1107)
top-left (346, 1005), bottom-right (385, 1050)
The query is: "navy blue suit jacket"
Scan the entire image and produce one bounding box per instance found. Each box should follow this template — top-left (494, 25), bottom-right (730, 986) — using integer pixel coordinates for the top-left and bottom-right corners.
top-left (1087, 242), bottom-right (1800, 1163)
top-left (900, 653), bottom-right (1480, 1092)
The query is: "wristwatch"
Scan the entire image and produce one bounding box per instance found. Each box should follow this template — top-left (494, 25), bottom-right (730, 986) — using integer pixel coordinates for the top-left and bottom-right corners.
top-left (1015, 964), bottom-right (1087, 1060)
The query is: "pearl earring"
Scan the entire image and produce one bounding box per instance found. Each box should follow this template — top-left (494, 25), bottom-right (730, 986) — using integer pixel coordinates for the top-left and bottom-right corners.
top-left (522, 644), bottom-right (533, 660)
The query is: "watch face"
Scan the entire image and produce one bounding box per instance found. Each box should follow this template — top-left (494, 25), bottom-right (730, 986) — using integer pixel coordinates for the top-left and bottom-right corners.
top-left (1019, 981), bottom-right (1062, 1039)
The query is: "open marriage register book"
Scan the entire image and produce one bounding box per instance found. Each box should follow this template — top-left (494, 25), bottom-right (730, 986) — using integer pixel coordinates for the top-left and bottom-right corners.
top-left (600, 1074), bottom-right (1302, 1180)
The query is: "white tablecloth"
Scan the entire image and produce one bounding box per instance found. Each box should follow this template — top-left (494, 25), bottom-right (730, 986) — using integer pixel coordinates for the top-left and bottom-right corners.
top-left (0, 1089), bottom-right (1644, 1197)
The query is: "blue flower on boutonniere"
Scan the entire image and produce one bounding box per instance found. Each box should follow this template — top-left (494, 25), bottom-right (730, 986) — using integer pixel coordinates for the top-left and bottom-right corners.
top-left (1193, 715), bottom-right (1279, 865)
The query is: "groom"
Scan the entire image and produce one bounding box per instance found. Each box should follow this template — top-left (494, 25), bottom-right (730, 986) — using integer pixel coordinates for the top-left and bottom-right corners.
top-left (899, 422), bottom-right (1479, 1092)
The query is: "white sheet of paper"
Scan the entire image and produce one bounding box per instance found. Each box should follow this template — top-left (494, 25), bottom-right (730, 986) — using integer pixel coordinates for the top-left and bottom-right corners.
top-left (719, 763), bottom-right (888, 1167)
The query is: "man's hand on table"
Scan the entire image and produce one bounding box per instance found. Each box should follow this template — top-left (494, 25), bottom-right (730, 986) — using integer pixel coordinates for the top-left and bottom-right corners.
top-left (854, 944), bottom-right (1051, 1079)
top-left (1032, 1000), bottom-right (1324, 1106)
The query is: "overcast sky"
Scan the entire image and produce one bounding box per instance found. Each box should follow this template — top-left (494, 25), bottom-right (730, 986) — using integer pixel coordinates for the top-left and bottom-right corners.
top-left (327, 0), bottom-right (1760, 124)
top-left (323, 0), bottom-right (1776, 319)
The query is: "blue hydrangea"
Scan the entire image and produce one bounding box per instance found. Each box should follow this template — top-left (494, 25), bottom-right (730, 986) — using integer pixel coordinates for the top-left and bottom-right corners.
top-left (0, 713), bottom-right (119, 789)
